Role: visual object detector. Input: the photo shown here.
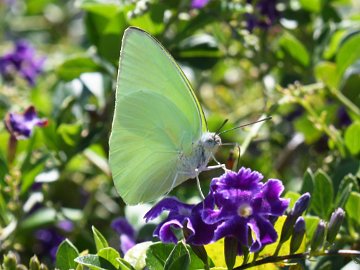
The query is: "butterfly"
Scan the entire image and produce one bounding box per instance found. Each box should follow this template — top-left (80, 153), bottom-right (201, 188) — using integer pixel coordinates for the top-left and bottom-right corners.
top-left (109, 27), bottom-right (225, 205)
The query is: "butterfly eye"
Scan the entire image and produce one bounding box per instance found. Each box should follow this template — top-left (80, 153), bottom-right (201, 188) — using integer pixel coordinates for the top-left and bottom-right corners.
top-left (206, 138), bottom-right (213, 144)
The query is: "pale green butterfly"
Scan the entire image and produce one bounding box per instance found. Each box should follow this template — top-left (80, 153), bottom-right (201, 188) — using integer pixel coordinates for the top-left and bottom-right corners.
top-left (109, 27), bottom-right (224, 205)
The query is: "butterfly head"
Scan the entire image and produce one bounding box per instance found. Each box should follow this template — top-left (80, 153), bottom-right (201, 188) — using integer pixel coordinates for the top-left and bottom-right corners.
top-left (201, 132), bottom-right (222, 152)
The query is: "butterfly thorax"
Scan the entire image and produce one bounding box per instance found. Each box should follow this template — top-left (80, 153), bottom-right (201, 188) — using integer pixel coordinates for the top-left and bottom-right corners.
top-left (177, 132), bottom-right (221, 179)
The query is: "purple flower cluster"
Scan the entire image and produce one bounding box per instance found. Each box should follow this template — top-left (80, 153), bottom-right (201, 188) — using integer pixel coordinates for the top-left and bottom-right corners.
top-left (35, 220), bottom-right (74, 261)
top-left (145, 167), bottom-right (289, 253)
top-left (245, 0), bottom-right (280, 31)
top-left (191, 0), bottom-right (210, 9)
top-left (111, 217), bottom-right (137, 255)
top-left (0, 40), bottom-right (45, 86)
top-left (4, 106), bottom-right (48, 140)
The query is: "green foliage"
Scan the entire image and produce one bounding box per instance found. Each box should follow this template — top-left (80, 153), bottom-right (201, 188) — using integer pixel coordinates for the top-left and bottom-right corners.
top-left (92, 226), bottom-right (109, 252)
top-left (311, 170), bottom-right (334, 219)
top-left (56, 239), bottom-right (79, 270)
top-left (0, 0), bottom-right (360, 269)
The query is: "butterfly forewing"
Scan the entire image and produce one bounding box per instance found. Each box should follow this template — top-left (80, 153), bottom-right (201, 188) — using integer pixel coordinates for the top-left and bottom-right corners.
top-left (109, 27), bottom-right (206, 204)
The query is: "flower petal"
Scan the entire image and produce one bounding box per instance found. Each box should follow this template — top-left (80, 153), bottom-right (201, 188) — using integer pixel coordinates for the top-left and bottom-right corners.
top-left (213, 217), bottom-right (248, 245)
top-left (111, 217), bottom-right (136, 239)
top-left (157, 219), bottom-right (184, 243)
top-left (144, 197), bottom-right (193, 222)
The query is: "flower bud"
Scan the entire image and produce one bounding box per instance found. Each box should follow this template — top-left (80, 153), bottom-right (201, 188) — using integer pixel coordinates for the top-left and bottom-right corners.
top-left (311, 220), bottom-right (326, 252)
top-left (327, 208), bottom-right (345, 244)
top-left (279, 214), bottom-right (297, 243)
top-left (3, 251), bottom-right (18, 269)
top-left (39, 264), bottom-right (49, 270)
top-left (293, 193), bottom-right (311, 217)
top-left (290, 217), bottom-right (306, 254)
top-left (224, 236), bottom-right (238, 270)
top-left (30, 255), bottom-right (40, 270)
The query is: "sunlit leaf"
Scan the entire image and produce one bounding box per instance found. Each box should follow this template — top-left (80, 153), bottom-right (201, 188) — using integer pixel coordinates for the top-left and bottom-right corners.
top-left (75, 254), bottom-right (117, 270)
top-left (56, 239), bottom-right (79, 270)
top-left (92, 226), bottom-right (109, 252)
top-left (344, 122), bottom-right (360, 155)
top-left (97, 247), bottom-right (121, 269)
top-left (345, 192), bottom-right (360, 224)
top-left (336, 32), bottom-right (360, 80)
top-left (311, 170), bottom-right (334, 219)
top-left (279, 32), bottom-right (310, 67)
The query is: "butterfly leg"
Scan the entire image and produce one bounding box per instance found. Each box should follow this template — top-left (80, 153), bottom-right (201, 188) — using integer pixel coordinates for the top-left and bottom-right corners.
top-left (211, 154), bottom-right (228, 172)
top-left (206, 162), bottom-right (228, 172)
top-left (195, 168), bottom-right (205, 200)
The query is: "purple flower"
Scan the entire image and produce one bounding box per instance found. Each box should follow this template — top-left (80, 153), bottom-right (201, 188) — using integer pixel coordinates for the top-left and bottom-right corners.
top-left (0, 40), bottom-right (45, 86)
top-left (292, 192), bottom-right (311, 217)
top-left (336, 107), bottom-right (352, 127)
top-left (327, 208), bottom-right (345, 244)
top-left (245, 0), bottom-right (280, 31)
top-left (290, 217), bottom-right (306, 253)
top-left (4, 106), bottom-right (48, 140)
top-left (202, 167), bottom-right (289, 253)
top-left (191, 0), bottom-right (210, 9)
top-left (111, 217), bottom-right (136, 254)
top-left (35, 220), bottom-right (73, 261)
top-left (144, 197), bottom-right (218, 245)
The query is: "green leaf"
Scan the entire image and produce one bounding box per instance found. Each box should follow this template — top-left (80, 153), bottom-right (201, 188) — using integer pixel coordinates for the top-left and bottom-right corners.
top-left (128, 3), bottom-right (165, 35)
top-left (0, 153), bottom-right (8, 181)
top-left (279, 32), bottom-right (310, 67)
top-left (345, 122), bottom-right (360, 155)
top-left (311, 170), bottom-right (334, 219)
top-left (125, 241), bottom-right (153, 270)
top-left (20, 155), bottom-right (47, 194)
top-left (294, 116), bottom-right (322, 144)
top-left (323, 29), bottom-right (347, 60)
top-left (340, 61), bottom-right (360, 108)
top-left (301, 168), bottom-right (314, 195)
top-left (172, 34), bottom-right (222, 70)
top-left (56, 57), bottom-right (103, 81)
top-left (336, 174), bottom-right (359, 208)
top-left (304, 216), bottom-right (320, 241)
top-left (146, 242), bottom-right (175, 270)
top-left (57, 123), bottom-right (83, 147)
top-left (336, 32), bottom-right (360, 81)
top-left (82, 3), bottom-right (127, 64)
top-left (284, 191), bottom-right (301, 210)
top-left (74, 254), bottom-right (117, 270)
top-left (97, 247), bottom-right (121, 269)
top-left (345, 192), bottom-right (360, 224)
top-left (92, 226), bottom-right (109, 252)
top-left (116, 258), bottom-right (135, 270)
top-left (56, 239), bottom-right (79, 270)
top-left (145, 242), bottom-right (205, 270)
top-left (315, 61), bottom-right (338, 89)
top-left (164, 242), bottom-right (190, 270)
top-left (299, 0), bottom-right (322, 12)
top-left (333, 158), bottom-right (360, 188)
top-left (20, 208), bottom-right (57, 230)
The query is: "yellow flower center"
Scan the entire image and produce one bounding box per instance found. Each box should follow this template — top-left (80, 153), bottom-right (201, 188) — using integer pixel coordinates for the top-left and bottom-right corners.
top-left (237, 204), bottom-right (253, 218)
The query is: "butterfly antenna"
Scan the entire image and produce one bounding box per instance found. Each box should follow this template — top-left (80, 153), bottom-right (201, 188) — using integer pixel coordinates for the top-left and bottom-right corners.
top-left (215, 119), bottom-right (229, 135)
top-left (218, 116), bottom-right (272, 135)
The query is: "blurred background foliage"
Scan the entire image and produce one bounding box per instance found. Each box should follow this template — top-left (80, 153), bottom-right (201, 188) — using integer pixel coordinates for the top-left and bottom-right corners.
top-left (0, 0), bottom-right (360, 269)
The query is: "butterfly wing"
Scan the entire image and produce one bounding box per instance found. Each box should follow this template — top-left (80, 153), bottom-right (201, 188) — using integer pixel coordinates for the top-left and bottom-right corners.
top-left (109, 27), bottom-right (206, 204)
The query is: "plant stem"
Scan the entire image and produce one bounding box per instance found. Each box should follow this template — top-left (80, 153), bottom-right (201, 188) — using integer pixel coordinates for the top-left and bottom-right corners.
top-left (233, 249), bottom-right (360, 269)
